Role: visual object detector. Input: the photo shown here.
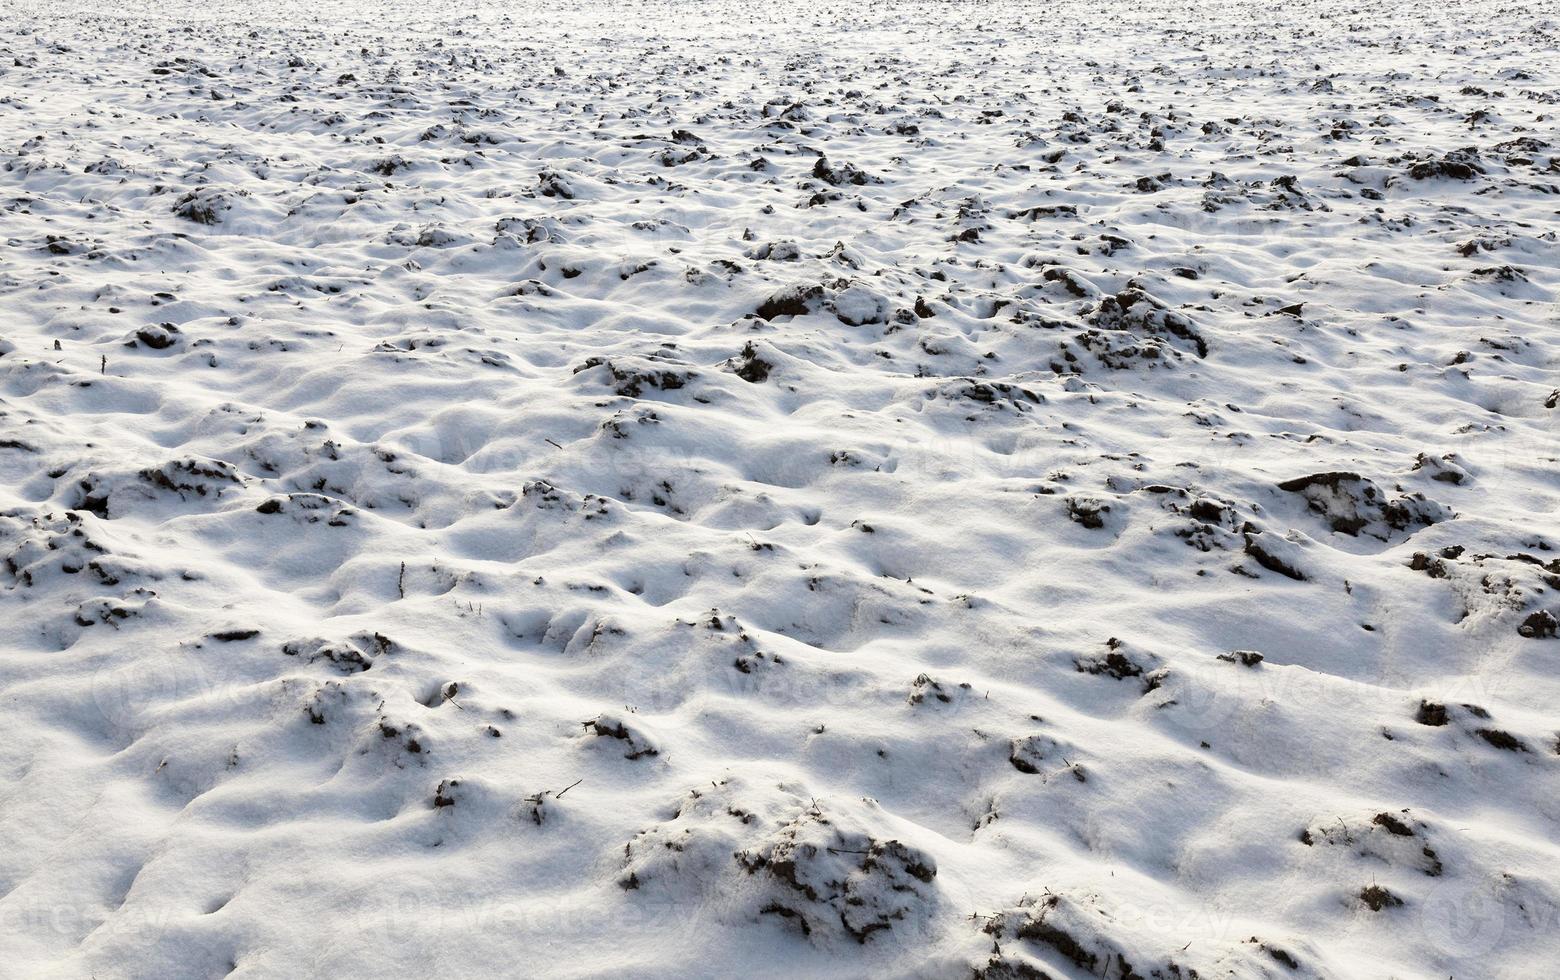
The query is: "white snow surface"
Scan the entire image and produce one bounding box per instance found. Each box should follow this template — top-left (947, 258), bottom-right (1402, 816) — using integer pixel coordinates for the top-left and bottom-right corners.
top-left (1, 0), bottom-right (1558, 976)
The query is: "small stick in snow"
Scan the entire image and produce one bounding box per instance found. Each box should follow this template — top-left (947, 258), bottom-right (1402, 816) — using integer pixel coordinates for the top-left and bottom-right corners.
top-left (398, 561), bottom-right (406, 598)
top-left (544, 438), bottom-right (564, 450)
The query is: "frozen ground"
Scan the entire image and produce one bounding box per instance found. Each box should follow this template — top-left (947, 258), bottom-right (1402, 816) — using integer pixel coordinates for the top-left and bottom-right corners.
top-left (1, 0), bottom-right (1557, 976)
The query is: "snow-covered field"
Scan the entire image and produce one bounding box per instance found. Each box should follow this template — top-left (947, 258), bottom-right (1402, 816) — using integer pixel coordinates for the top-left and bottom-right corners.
top-left (2, 0), bottom-right (1557, 975)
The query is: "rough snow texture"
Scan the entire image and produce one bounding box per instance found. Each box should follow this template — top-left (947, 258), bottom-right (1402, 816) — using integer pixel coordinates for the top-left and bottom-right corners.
top-left (1, 0), bottom-right (1558, 976)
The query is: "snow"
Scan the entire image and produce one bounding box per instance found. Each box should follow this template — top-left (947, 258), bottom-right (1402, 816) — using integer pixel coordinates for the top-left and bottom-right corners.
top-left (1, 0), bottom-right (1557, 976)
